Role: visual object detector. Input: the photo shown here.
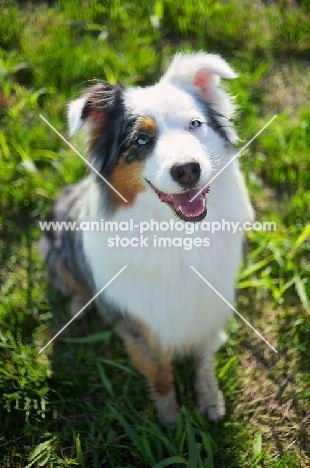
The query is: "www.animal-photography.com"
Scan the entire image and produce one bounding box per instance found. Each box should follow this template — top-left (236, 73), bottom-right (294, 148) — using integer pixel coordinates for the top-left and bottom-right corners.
top-left (0, 1), bottom-right (309, 467)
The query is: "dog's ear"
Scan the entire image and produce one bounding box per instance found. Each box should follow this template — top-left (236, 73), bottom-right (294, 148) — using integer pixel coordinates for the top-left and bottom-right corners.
top-left (67, 82), bottom-right (125, 173)
top-left (67, 96), bottom-right (89, 137)
top-left (161, 53), bottom-right (237, 118)
top-left (67, 82), bottom-right (123, 137)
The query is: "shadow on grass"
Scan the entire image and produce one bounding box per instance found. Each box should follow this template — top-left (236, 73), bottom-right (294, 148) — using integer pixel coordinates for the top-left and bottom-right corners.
top-left (2, 221), bottom-right (308, 465)
top-left (236, 286), bottom-right (310, 462)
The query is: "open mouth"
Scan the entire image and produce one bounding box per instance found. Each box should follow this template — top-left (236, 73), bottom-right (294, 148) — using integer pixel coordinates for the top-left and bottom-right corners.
top-left (147, 181), bottom-right (210, 222)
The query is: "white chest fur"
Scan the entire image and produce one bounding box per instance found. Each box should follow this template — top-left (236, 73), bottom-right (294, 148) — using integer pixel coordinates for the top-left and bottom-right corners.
top-left (82, 167), bottom-right (252, 352)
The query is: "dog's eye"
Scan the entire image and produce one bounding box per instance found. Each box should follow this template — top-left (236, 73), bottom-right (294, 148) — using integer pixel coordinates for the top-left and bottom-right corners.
top-left (189, 119), bottom-right (202, 130)
top-left (136, 135), bottom-right (149, 146)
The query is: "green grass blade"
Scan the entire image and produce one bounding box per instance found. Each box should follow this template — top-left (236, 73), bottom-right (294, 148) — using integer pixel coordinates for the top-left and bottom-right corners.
top-left (152, 456), bottom-right (187, 468)
top-left (292, 223), bottom-right (310, 252)
top-left (96, 360), bottom-right (114, 397)
top-left (238, 255), bottom-right (274, 280)
top-left (75, 434), bottom-right (84, 467)
top-left (98, 358), bottom-right (137, 375)
top-left (25, 438), bottom-right (55, 468)
top-left (140, 426), bottom-right (178, 456)
top-left (185, 410), bottom-right (198, 467)
top-left (294, 275), bottom-right (310, 313)
top-left (0, 130), bottom-right (10, 158)
top-left (107, 404), bottom-right (148, 462)
top-left (62, 331), bottom-right (112, 344)
top-left (218, 356), bottom-right (238, 379)
top-left (252, 433), bottom-right (262, 460)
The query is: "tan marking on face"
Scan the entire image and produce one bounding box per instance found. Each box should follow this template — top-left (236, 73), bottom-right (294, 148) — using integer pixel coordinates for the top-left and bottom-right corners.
top-left (137, 116), bottom-right (157, 134)
top-left (87, 114), bottom-right (154, 209)
top-left (110, 159), bottom-right (146, 208)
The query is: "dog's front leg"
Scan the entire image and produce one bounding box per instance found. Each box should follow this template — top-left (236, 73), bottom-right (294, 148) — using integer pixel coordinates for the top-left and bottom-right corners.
top-left (116, 320), bottom-right (180, 424)
top-left (195, 345), bottom-right (225, 422)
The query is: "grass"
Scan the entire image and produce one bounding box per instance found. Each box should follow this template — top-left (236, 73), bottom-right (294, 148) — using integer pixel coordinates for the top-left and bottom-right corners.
top-left (0, 0), bottom-right (309, 466)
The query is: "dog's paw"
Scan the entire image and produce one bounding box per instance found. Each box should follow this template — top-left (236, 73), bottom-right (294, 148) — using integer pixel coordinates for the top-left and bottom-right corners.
top-left (198, 390), bottom-right (225, 422)
top-left (152, 389), bottom-right (180, 425)
top-left (157, 404), bottom-right (180, 426)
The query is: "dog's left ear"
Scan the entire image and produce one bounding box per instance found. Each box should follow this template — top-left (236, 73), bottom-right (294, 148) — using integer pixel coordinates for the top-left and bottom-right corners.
top-left (161, 52), bottom-right (237, 118)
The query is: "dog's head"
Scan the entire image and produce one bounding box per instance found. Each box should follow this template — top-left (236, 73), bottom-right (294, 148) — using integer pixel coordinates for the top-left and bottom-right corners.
top-left (68, 52), bottom-right (238, 222)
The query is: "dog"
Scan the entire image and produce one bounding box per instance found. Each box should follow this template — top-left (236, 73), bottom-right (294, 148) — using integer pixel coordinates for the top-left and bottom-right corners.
top-left (40, 52), bottom-right (253, 424)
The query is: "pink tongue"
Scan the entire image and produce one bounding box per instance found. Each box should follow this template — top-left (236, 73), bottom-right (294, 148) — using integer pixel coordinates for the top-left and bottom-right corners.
top-left (172, 189), bottom-right (205, 217)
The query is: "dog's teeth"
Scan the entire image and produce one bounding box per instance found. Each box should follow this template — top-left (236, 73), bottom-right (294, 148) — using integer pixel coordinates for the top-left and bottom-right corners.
top-left (178, 206), bottom-right (205, 217)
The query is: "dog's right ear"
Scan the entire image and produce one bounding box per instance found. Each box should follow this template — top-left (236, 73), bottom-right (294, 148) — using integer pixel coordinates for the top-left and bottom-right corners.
top-left (67, 82), bottom-right (123, 138)
top-left (68, 96), bottom-right (89, 137)
top-left (67, 82), bottom-right (125, 174)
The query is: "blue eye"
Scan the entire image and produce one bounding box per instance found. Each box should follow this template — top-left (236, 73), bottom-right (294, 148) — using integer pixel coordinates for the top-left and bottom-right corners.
top-left (189, 119), bottom-right (202, 130)
top-left (136, 136), bottom-right (149, 146)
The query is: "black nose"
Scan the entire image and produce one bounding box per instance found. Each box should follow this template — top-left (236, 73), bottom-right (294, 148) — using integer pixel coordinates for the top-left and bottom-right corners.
top-left (170, 162), bottom-right (201, 186)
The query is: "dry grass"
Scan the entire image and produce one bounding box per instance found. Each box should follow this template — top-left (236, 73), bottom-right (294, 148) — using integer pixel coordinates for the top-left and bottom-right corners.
top-left (263, 60), bottom-right (310, 117)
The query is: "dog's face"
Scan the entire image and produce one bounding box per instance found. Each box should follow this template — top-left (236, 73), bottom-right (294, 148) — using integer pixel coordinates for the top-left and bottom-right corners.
top-left (68, 53), bottom-right (238, 222)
